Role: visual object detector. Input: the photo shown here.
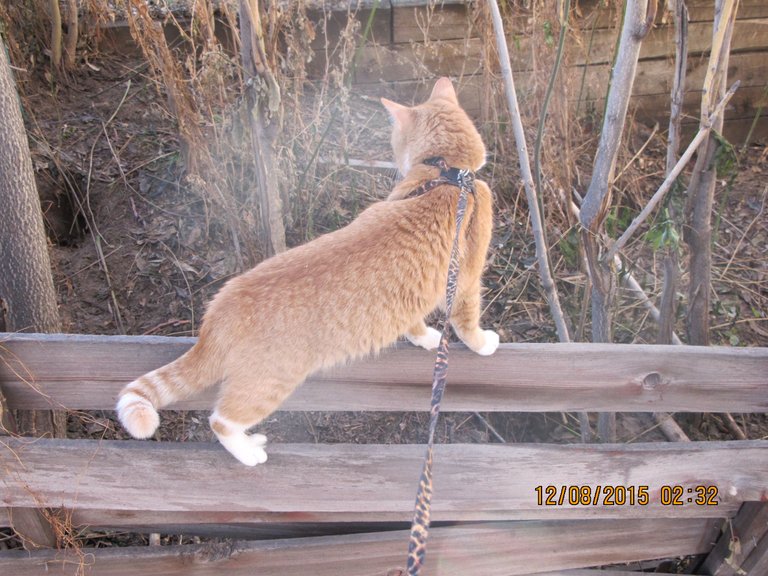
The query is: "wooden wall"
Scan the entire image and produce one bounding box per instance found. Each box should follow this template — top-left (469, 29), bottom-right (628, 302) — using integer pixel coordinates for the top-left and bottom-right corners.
top-left (302, 0), bottom-right (768, 144)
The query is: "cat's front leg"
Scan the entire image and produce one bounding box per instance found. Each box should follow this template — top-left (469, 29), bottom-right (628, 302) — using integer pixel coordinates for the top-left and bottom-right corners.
top-left (450, 291), bottom-right (499, 356)
top-left (405, 319), bottom-right (442, 350)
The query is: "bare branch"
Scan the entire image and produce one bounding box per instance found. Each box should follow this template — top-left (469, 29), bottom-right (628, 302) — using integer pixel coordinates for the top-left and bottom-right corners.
top-left (486, 0), bottom-right (571, 343)
top-left (580, 0), bottom-right (649, 351)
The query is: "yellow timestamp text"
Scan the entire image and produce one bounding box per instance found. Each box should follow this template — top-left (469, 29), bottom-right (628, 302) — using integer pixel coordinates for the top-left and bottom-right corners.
top-left (535, 485), bottom-right (719, 506)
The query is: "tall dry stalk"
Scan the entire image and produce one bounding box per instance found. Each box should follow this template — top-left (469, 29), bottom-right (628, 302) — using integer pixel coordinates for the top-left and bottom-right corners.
top-left (486, 0), bottom-right (571, 344)
top-left (683, 0), bottom-right (739, 346)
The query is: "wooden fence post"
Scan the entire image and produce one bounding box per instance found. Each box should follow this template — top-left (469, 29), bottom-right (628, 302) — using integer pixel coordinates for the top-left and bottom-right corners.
top-left (1, 388), bottom-right (58, 550)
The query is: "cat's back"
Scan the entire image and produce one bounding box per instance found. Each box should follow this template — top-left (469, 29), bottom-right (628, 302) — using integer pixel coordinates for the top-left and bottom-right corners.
top-left (204, 192), bottom-right (456, 354)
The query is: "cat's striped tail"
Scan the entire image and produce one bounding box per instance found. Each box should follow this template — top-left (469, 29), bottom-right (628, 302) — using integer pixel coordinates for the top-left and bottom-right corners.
top-left (116, 344), bottom-right (219, 439)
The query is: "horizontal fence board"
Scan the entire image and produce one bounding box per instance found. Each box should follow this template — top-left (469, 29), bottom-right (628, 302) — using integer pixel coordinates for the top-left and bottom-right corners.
top-left (526, 572), bottom-right (706, 576)
top-left (2, 438), bottom-right (765, 522)
top-left (281, 0), bottom-right (768, 25)
top-left (392, 2), bottom-right (478, 43)
top-left (587, 0), bottom-right (768, 26)
top-left (335, 19), bottom-right (767, 84)
top-left (0, 518), bottom-right (718, 576)
top-left (373, 77), bottom-right (766, 143)
top-left (1, 333), bottom-right (767, 413)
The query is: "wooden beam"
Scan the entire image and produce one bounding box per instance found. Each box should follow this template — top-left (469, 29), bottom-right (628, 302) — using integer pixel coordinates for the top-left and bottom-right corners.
top-left (2, 438), bottom-right (765, 522)
top-left (526, 571), bottom-right (706, 576)
top-left (0, 518), bottom-right (719, 576)
top-left (582, 0), bottom-right (768, 26)
top-left (322, 19), bottom-right (768, 83)
top-left (1, 376), bottom-right (57, 550)
top-left (1, 334), bottom-right (767, 413)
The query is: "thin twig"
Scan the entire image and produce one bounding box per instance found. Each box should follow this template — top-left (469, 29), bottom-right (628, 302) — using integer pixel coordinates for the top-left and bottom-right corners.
top-left (719, 184), bottom-right (766, 280)
top-left (473, 412), bottom-right (506, 443)
top-left (613, 122), bottom-right (658, 182)
top-left (616, 256), bottom-right (683, 345)
top-left (722, 413), bottom-right (747, 440)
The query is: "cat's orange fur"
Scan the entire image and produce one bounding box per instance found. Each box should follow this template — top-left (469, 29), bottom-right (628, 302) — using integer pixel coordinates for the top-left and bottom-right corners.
top-left (116, 78), bottom-right (498, 465)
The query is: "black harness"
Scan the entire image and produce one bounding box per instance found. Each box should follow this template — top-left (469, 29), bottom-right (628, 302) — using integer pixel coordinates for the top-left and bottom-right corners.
top-left (406, 156), bottom-right (476, 199)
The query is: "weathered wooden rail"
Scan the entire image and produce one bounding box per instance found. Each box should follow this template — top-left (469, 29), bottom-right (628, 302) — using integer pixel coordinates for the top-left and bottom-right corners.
top-left (1, 333), bottom-right (767, 574)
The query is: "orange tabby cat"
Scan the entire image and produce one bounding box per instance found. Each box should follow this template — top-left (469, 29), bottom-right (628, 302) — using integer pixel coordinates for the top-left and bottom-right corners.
top-left (117, 77), bottom-right (498, 466)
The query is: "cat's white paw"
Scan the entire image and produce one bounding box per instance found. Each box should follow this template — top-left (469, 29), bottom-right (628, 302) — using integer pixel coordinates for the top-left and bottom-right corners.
top-left (475, 330), bottom-right (500, 356)
top-left (406, 327), bottom-right (442, 351)
top-left (249, 433), bottom-right (268, 447)
top-left (219, 432), bottom-right (269, 466)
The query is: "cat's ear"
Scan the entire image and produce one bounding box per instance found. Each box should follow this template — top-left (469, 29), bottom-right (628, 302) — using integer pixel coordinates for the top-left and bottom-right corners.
top-left (430, 77), bottom-right (458, 103)
top-left (381, 98), bottom-right (412, 128)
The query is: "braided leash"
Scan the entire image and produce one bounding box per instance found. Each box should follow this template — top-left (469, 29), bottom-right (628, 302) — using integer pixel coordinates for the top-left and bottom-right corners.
top-left (405, 157), bottom-right (476, 575)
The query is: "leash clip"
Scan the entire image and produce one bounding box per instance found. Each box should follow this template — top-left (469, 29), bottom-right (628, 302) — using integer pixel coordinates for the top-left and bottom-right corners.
top-left (454, 168), bottom-right (475, 193)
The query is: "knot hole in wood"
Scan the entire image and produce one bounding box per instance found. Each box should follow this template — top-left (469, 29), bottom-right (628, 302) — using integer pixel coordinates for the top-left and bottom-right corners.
top-left (642, 372), bottom-right (663, 390)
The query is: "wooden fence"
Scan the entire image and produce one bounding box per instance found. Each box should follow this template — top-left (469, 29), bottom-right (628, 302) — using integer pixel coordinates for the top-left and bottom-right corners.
top-left (1, 333), bottom-right (767, 574)
top-left (304, 0), bottom-right (767, 143)
top-left (101, 0), bottom-right (768, 143)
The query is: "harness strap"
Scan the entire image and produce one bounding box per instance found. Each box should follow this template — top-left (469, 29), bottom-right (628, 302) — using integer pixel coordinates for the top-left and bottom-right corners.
top-left (405, 157), bottom-right (475, 575)
top-left (406, 156), bottom-right (476, 199)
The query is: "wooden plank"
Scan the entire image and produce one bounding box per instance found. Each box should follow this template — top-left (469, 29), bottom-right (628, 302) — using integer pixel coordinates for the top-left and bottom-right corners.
top-left (2, 438), bottom-right (765, 522)
top-left (328, 19), bottom-right (768, 83)
top-left (0, 383), bottom-right (58, 550)
top-left (700, 502), bottom-right (768, 576)
top-left (0, 518), bottom-right (719, 576)
top-left (392, 2), bottom-right (489, 43)
top-left (365, 69), bottom-right (766, 144)
top-left (527, 571), bottom-right (707, 576)
top-left (2, 333), bottom-right (767, 413)
top-left (305, 3), bottom-right (392, 51)
top-left (584, 85), bottom-right (768, 139)
top-left (387, 0), bottom-right (768, 44)
top-left (582, 0), bottom-right (768, 27)
top-left (743, 531), bottom-right (768, 575)
top-left (577, 51), bottom-right (768, 103)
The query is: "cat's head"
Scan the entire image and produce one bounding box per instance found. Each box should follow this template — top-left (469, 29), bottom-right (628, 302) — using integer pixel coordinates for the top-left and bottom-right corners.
top-left (381, 78), bottom-right (486, 176)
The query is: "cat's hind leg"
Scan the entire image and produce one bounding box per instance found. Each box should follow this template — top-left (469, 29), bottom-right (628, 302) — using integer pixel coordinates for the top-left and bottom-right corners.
top-left (405, 319), bottom-right (442, 350)
top-left (209, 372), bottom-right (299, 466)
top-left (209, 410), bottom-right (269, 466)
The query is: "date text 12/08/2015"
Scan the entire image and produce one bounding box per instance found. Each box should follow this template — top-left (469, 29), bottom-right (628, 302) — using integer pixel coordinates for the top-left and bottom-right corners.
top-left (535, 485), bottom-right (719, 507)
